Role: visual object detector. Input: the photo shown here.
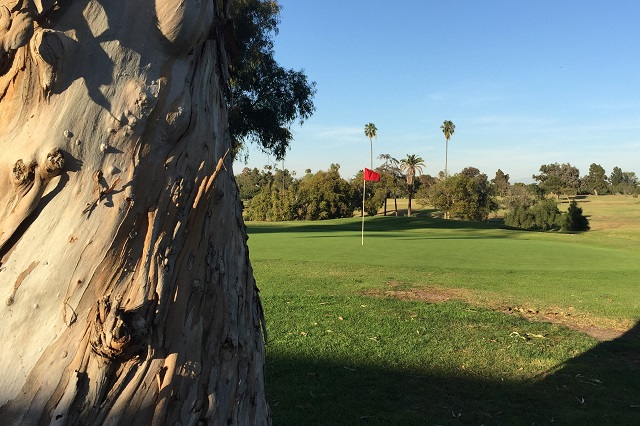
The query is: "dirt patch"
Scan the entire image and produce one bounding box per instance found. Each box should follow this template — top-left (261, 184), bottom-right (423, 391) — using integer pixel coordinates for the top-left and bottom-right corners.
top-left (364, 283), bottom-right (628, 342)
top-left (366, 287), bottom-right (456, 303)
top-left (506, 307), bottom-right (627, 341)
top-left (363, 281), bottom-right (477, 304)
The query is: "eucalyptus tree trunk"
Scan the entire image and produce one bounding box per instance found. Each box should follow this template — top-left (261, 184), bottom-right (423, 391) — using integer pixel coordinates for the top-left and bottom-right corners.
top-left (0, 0), bottom-right (269, 424)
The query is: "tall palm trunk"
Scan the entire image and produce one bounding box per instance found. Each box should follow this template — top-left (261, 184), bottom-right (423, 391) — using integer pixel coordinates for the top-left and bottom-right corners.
top-left (0, 1), bottom-right (269, 424)
top-left (369, 138), bottom-right (373, 169)
top-left (445, 139), bottom-right (449, 177)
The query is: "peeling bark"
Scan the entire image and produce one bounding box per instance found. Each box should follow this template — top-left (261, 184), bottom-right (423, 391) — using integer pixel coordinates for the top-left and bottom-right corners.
top-left (0, 0), bottom-right (269, 424)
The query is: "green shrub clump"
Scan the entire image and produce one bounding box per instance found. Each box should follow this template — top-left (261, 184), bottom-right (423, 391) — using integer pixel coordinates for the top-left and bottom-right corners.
top-left (504, 198), bottom-right (562, 231)
top-left (505, 198), bottom-right (590, 232)
top-left (561, 200), bottom-right (590, 232)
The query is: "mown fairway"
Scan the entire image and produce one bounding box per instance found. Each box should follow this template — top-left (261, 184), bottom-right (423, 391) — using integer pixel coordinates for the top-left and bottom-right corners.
top-left (247, 195), bottom-right (640, 425)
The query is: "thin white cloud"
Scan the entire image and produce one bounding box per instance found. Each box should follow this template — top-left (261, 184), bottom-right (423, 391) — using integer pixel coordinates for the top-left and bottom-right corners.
top-left (306, 125), bottom-right (362, 141)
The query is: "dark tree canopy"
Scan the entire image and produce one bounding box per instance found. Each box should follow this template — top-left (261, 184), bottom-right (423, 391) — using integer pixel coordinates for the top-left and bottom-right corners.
top-left (241, 165), bottom-right (358, 221)
top-left (610, 166), bottom-right (638, 195)
top-left (504, 198), bottom-right (562, 231)
top-left (562, 200), bottom-right (590, 232)
top-left (581, 163), bottom-right (609, 195)
top-left (351, 169), bottom-right (387, 216)
top-left (229, 0), bottom-right (316, 160)
top-left (492, 169), bottom-right (510, 197)
top-left (236, 166), bottom-right (277, 200)
top-left (426, 167), bottom-right (498, 221)
top-left (533, 163), bottom-right (580, 198)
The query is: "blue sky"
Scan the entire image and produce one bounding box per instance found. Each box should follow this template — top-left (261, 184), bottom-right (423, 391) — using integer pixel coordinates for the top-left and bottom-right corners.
top-left (236, 1), bottom-right (640, 183)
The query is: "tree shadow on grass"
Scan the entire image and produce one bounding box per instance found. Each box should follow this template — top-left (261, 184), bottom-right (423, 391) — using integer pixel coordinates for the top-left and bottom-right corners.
top-left (247, 212), bottom-right (511, 236)
top-left (266, 321), bottom-right (640, 425)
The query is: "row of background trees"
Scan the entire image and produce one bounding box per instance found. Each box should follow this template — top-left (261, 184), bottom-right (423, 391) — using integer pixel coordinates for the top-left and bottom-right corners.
top-left (236, 110), bottom-right (637, 231)
top-left (236, 161), bottom-right (638, 231)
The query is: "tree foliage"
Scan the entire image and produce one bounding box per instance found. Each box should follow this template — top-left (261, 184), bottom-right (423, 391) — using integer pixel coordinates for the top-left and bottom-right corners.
top-left (351, 169), bottom-right (388, 216)
top-left (296, 165), bottom-right (357, 220)
top-left (501, 182), bottom-right (541, 213)
top-left (364, 123), bottom-right (378, 168)
top-left (561, 200), bottom-right (590, 232)
top-left (240, 158), bottom-right (638, 225)
top-left (236, 167), bottom-right (273, 200)
top-left (229, 0), bottom-right (316, 160)
top-left (245, 180), bottom-right (297, 221)
top-left (440, 120), bottom-right (455, 176)
top-left (364, 123), bottom-right (378, 140)
top-left (400, 154), bottom-right (425, 217)
top-left (610, 166), bottom-right (638, 195)
top-left (426, 167), bottom-right (497, 221)
top-left (527, 163), bottom-right (638, 196)
top-left (242, 165), bottom-right (358, 220)
top-left (532, 163), bottom-right (580, 198)
top-left (492, 169), bottom-right (510, 197)
top-left (504, 198), bottom-right (562, 231)
top-left (504, 196), bottom-right (590, 232)
top-left (581, 163), bottom-right (609, 195)
top-left (378, 154), bottom-right (403, 216)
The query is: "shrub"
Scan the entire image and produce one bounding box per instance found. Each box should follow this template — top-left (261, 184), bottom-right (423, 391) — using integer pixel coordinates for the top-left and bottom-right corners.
top-left (561, 200), bottom-right (590, 232)
top-left (504, 198), bottom-right (561, 231)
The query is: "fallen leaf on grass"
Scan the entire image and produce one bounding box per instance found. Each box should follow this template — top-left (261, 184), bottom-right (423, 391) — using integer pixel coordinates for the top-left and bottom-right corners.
top-left (300, 331), bottom-right (307, 336)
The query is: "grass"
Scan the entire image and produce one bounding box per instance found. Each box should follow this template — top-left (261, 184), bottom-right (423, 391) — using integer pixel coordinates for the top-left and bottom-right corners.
top-left (247, 195), bottom-right (640, 425)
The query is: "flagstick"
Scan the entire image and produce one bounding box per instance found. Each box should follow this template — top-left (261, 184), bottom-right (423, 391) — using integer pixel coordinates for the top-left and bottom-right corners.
top-left (361, 175), bottom-right (366, 245)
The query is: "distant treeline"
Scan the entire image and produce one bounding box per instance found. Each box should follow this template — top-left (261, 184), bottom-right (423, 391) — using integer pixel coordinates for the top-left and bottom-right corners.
top-left (235, 161), bottom-right (637, 231)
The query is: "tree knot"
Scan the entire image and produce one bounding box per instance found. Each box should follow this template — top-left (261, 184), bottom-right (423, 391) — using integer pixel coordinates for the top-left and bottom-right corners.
top-left (90, 295), bottom-right (149, 360)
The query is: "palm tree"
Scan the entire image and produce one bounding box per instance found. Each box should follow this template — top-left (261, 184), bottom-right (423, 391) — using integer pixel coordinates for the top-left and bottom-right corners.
top-left (364, 123), bottom-right (378, 169)
top-left (400, 154), bottom-right (425, 217)
top-left (378, 154), bottom-right (401, 216)
top-left (440, 120), bottom-right (455, 177)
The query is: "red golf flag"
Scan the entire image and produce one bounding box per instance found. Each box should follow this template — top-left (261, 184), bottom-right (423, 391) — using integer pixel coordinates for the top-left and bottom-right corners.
top-left (364, 168), bottom-right (380, 182)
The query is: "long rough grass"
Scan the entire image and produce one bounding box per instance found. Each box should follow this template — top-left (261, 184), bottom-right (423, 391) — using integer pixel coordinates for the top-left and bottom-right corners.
top-left (248, 195), bottom-right (640, 425)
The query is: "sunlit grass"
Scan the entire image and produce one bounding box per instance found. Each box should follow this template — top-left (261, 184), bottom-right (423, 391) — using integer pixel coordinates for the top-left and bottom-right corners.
top-left (249, 196), bottom-right (640, 329)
